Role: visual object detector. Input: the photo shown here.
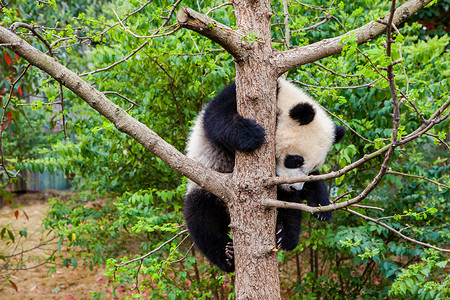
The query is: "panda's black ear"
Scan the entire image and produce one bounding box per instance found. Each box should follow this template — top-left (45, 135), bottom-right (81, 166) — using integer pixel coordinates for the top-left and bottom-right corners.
top-left (289, 103), bottom-right (315, 125)
top-left (334, 126), bottom-right (346, 144)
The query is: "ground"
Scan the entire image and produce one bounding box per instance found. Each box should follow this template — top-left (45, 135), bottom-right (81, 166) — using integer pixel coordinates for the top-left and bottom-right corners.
top-left (0, 191), bottom-right (132, 299)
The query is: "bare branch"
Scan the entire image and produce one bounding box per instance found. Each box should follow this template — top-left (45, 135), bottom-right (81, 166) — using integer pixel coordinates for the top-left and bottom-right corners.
top-left (113, 9), bottom-right (181, 39)
top-left (103, 91), bottom-right (140, 112)
top-left (350, 204), bottom-right (384, 211)
top-left (282, 0), bottom-right (291, 49)
top-left (206, 2), bottom-right (232, 16)
top-left (0, 26), bottom-right (235, 203)
top-left (176, 6), bottom-right (248, 61)
top-left (273, 0), bottom-right (434, 75)
top-left (10, 22), bottom-right (53, 55)
top-left (59, 83), bottom-right (68, 139)
top-left (345, 208), bottom-right (450, 253)
top-left (424, 132), bottom-right (450, 150)
top-left (0, 63), bottom-right (31, 178)
top-left (268, 94), bottom-right (449, 188)
top-left (386, 170), bottom-right (450, 190)
top-left (80, 41), bottom-right (149, 77)
top-left (115, 229), bottom-right (189, 267)
top-left (292, 78), bottom-right (381, 90)
top-left (265, 144), bottom-right (391, 187)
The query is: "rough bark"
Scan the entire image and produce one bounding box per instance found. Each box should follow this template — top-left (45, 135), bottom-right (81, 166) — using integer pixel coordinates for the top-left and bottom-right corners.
top-left (0, 0), bottom-right (436, 298)
top-left (230, 0), bottom-right (280, 297)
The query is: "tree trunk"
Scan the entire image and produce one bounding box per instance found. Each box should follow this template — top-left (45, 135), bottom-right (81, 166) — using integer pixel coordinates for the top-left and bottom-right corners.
top-left (230, 1), bottom-right (280, 298)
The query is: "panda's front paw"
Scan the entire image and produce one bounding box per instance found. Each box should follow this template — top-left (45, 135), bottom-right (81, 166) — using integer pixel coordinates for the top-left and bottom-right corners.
top-left (276, 224), bottom-right (298, 251)
top-left (276, 227), bottom-right (283, 249)
top-left (224, 241), bottom-right (235, 271)
top-left (313, 210), bottom-right (332, 222)
top-left (233, 118), bottom-right (266, 152)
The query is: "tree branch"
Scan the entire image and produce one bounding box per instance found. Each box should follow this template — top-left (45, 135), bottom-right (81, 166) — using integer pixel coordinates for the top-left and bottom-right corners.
top-left (272, 0), bottom-right (434, 75)
top-left (0, 26), bottom-right (234, 203)
top-left (265, 144), bottom-right (391, 187)
top-left (344, 208), bottom-right (450, 253)
top-left (176, 6), bottom-right (248, 61)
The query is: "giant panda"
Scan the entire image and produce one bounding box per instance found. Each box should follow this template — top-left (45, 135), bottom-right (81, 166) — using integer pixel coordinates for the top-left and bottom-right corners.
top-left (184, 78), bottom-right (345, 272)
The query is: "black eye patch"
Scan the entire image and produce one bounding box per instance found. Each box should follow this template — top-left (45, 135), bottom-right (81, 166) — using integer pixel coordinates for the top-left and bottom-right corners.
top-left (289, 103), bottom-right (315, 125)
top-left (284, 155), bottom-right (304, 169)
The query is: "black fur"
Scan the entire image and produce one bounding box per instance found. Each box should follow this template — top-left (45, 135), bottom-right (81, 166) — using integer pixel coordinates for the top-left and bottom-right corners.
top-left (299, 170), bottom-right (332, 222)
top-left (185, 174), bottom-right (332, 272)
top-left (284, 155), bottom-right (304, 169)
top-left (289, 103), bottom-right (316, 125)
top-left (203, 83), bottom-right (266, 153)
top-left (334, 126), bottom-right (346, 143)
top-left (184, 82), bottom-right (340, 272)
top-left (184, 188), bottom-right (235, 272)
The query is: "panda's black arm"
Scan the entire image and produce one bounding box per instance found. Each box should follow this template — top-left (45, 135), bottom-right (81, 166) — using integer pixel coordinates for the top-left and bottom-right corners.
top-left (276, 189), bottom-right (303, 250)
top-left (203, 83), bottom-right (266, 152)
top-left (300, 170), bottom-right (332, 221)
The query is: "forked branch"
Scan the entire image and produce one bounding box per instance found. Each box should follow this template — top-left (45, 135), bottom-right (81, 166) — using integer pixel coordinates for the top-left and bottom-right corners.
top-left (176, 6), bottom-right (248, 61)
top-left (272, 0), bottom-right (434, 75)
top-left (0, 26), bottom-right (234, 203)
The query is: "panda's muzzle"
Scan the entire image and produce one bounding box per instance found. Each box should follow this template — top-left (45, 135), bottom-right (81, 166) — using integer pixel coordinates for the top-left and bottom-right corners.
top-left (287, 182), bottom-right (305, 192)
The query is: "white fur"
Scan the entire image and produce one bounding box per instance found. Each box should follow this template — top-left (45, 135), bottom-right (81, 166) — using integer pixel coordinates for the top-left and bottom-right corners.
top-left (185, 111), bottom-right (234, 192)
top-left (276, 79), bottom-right (335, 190)
top-left (185, 79), bottom-right (336, 192)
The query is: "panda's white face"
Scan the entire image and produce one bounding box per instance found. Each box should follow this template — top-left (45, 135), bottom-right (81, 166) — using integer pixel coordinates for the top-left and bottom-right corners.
top-left (276, 78), bottom-right (336, 191)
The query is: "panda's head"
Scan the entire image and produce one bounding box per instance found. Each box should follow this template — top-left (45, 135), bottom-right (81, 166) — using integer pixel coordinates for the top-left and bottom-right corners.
top-left (276, 79), bottom-right (345, 191)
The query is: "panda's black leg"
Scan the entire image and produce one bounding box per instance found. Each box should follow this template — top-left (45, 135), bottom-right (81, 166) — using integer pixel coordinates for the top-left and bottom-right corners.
top-left (276, 190), bottom-right (302, 250)
top-left (203, 83), bottom-right (265, 152)
top-left (184, 188), bottom-right (235, 272)
top-left (301, 171), bottom-right (332, 221)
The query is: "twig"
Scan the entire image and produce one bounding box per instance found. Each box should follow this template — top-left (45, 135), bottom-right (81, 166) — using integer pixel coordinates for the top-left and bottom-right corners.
top-left (10, 22), bottom-right (53, 56)
top-left (0, 63), bottom-right (31, 179)
top-left (103, 91), bottom-right (140, 112)
top-left (424, 133), bottom-right (450, 150)
top-left (158, 233), bottom-right (190, 275)
top-left (114, 229), bottom-right (188, 267)
top-left (345, 208), bottom-right (449, 253)
top-left (291, 15), bottom-right (330, 33)
top-left (282, 0), bottom-right (291, 49)
top-left (332, 189), bottom-right (354, 203)
top-left (59, 83), bottom-right (68, 139)
top-left (292, 78), bottom-right (381, 90)
top-left (265, 144), bottom-right (391, 187)
top-left (170, 242), bottom-right (195, 264)
top-left (350, 204), bottom-right (384, 211)
top-left (377, 210), bottom-right (427, 221)
top-left (152, 58), bottom-right (187, 140)
top-left (318, 100), bottom-right (375, 144)
top-left (113, 9), bottom-right (181, 39)
top-left (206, 2), bottom-right (232, 15)
top-left (386, 170), bottom-right (450, 189)
top-left (80, 41), bottom-right (149, 77)
top-left (313, 61), bottom-right (363, 78)
top-left (0, 250), bottom-right (58, 271)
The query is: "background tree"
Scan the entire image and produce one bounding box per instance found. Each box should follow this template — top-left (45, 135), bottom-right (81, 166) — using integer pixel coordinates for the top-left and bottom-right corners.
top-left (0, 0), bottom-right (448, 299)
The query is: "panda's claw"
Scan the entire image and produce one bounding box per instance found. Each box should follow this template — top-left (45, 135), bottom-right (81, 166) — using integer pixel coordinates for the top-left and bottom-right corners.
top-left (225, 242), bottom-right (234, 259)
top-left (276, 227), bottom-right (283, 249)
top-left (313, 211), bottom-right (332, 222)
top-left (277, 237), bottom-right (282, 249)
top-left (224, 241), bottom-right (235, 270)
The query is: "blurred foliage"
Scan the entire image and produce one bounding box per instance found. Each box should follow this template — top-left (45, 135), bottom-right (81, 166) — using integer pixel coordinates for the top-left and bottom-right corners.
top-left (1, 0), bottom-right (449, 299)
